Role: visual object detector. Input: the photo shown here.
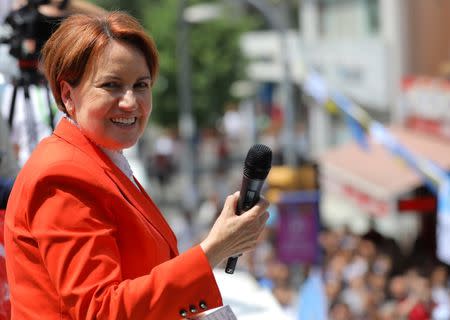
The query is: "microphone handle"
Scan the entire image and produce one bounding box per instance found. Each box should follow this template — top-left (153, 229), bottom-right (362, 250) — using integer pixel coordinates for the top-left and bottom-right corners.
top-left (225, 176), bottom-right (264, 274)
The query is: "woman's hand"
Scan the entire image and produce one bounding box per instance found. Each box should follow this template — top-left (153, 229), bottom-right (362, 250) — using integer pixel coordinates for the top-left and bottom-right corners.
top-left (200, 191), bottom-right (270, 268)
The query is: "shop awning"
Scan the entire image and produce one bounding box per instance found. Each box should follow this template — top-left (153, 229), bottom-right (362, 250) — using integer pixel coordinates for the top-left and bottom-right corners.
top-left (318, 126), bottom-right (450, 207)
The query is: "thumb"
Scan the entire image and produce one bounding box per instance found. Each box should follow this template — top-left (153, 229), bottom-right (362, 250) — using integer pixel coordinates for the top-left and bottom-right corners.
top-left (223, 191), bottom-right (240, 217)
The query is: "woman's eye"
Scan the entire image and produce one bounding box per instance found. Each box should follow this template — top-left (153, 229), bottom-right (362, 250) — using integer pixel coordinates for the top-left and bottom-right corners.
top-left (134, 82), bottom-right (150, 89)
top-left (103, 82), bottom-right (120, 89)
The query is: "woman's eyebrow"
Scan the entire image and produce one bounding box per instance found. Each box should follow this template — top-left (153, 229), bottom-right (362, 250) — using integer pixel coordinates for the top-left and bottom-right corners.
top-left (137, 76), bottom-right (152, 81)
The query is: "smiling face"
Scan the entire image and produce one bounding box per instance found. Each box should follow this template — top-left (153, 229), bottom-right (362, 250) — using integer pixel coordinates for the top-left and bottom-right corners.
top-left (60, 40), bottom-right (152, 150)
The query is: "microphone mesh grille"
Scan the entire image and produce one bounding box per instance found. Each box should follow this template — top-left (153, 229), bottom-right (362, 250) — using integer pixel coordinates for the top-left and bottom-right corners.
top-left (243, 144), bottom-right (272, 179)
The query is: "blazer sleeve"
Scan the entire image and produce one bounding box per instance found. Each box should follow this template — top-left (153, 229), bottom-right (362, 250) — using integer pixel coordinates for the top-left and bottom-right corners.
top-left (27, 162), bottom-right (222, 320)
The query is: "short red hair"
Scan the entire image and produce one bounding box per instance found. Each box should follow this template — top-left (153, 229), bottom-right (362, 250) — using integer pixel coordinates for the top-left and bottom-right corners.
top-left (40, 11), bottom-right (159, 113)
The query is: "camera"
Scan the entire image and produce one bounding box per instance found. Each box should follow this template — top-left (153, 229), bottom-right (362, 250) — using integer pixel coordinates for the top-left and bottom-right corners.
top-left (2, 0), bottom-right (68, 84)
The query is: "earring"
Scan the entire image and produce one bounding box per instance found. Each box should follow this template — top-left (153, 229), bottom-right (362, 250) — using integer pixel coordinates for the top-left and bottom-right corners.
top-left (65, 100), bottom-right (74, 115)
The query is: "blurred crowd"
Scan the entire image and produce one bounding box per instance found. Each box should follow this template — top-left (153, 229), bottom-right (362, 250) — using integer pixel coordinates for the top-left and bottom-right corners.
top-left (235, 222), bottom-right (450, 320)
top-left (319, 228), bottom-right (449, 320)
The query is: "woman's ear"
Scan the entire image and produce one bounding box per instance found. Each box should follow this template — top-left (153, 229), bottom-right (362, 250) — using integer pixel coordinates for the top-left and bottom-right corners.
top-left (60, 80), bottom-right (74, 116)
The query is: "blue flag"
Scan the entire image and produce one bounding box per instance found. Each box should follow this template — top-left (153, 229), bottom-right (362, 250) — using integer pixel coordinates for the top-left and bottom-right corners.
top-left (297, 267), bottom-right (328, 320)
top-left (304, 71), bottom-right (329, 106)
top-left (437, 181), bottom-right (450, 265)
top-left (369, 122), bottom-right (445, 193)
top-left (345, 114), bottom-right (369, 150)
top-left (331, 92), bottom-right (370, 150)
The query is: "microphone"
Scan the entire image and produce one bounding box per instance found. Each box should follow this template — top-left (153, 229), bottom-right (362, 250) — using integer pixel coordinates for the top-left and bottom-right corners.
top-left (225, 144), bottom-right (272, 274)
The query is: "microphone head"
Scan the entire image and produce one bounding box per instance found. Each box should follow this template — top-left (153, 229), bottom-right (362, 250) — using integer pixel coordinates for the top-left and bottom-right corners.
top-left (243, 144), bottom-right (272, 180)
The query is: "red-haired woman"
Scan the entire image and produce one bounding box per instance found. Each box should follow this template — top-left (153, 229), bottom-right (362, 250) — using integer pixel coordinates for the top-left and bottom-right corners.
top-left (4, 12), bottom-right (269, 320)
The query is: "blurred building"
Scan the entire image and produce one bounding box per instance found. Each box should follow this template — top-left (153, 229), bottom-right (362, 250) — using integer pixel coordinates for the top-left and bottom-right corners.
top-left (240, 0), bottom-right (450, 255)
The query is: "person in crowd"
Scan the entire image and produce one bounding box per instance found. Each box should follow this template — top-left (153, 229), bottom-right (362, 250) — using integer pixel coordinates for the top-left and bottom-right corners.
top-left (152, 128), bottom-right (176, 193)
top-left (430, 264), bottom-right (450, 319)
top-left (0, 113), bottom-right (17, 209)
top-left (0, 179), bottom-right (12, 210)
top-left (4, 12), bottom-right (269, 319)
top-left (0, 177), bottom-right (13, 210)
top-left (399, 271), bottom-right (433, 320)
top-left (329, 300), bottom-right (352, 320)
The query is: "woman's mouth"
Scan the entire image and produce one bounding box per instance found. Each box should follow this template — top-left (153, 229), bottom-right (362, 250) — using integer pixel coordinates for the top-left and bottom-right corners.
top-left (111, 117), bottom-right (137, 126)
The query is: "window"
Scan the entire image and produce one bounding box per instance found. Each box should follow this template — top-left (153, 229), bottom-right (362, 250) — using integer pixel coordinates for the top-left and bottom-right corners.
top-left (318, 0), bottom-right (379, 37)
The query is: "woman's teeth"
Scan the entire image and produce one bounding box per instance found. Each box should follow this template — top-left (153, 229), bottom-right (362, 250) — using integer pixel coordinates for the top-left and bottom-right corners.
top-left (111, 117), bottom-right (136, 125)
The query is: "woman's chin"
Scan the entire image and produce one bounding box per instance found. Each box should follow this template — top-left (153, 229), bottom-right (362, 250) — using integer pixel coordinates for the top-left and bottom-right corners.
top-left (93, 137), bottom-right (137, 151)
top-left (110, 141), bottom-right (136, 150)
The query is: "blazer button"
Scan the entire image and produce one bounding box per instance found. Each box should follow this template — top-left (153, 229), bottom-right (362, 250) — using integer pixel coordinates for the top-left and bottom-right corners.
top-left (199, 301), bottom-right (207, 310)
top-left (189, 305), bottom-right (197, 313)
top-left (179, 309), bottom-right (188, 318)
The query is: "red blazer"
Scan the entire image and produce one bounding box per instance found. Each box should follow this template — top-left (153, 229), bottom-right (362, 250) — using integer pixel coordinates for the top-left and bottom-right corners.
top-left (5, 118), bottom-right (222, 319)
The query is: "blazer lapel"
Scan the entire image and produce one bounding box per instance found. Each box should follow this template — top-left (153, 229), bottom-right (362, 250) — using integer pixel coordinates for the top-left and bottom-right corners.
top-left (53, 118), bottom-right (179, 256)
top-left (103, 168), bottom-right (179, 256)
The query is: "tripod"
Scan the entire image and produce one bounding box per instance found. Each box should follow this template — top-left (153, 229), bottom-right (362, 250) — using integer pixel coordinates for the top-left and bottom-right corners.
top-left (1, 69), bottom-right (59, 167)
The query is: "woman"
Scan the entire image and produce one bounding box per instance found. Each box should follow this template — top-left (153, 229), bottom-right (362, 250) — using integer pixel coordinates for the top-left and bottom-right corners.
top-left (4, 12), bottom-right (269, 319)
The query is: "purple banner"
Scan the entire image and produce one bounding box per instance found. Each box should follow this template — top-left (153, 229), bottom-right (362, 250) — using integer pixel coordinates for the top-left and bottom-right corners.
top-left (276, 191), bottom-right (320, 265)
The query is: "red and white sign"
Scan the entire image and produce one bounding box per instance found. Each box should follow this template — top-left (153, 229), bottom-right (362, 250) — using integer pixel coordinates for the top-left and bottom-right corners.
top-left (320, 171), bottom-right (395, 217)
top-left (402, 76), bottom-right (450, 140)
top-left (340, 184), bottom-right (391, 217)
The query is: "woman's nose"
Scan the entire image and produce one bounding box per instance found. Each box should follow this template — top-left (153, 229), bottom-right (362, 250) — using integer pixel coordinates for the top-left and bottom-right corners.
top-left (118, 89), bottom-right (137, 110)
